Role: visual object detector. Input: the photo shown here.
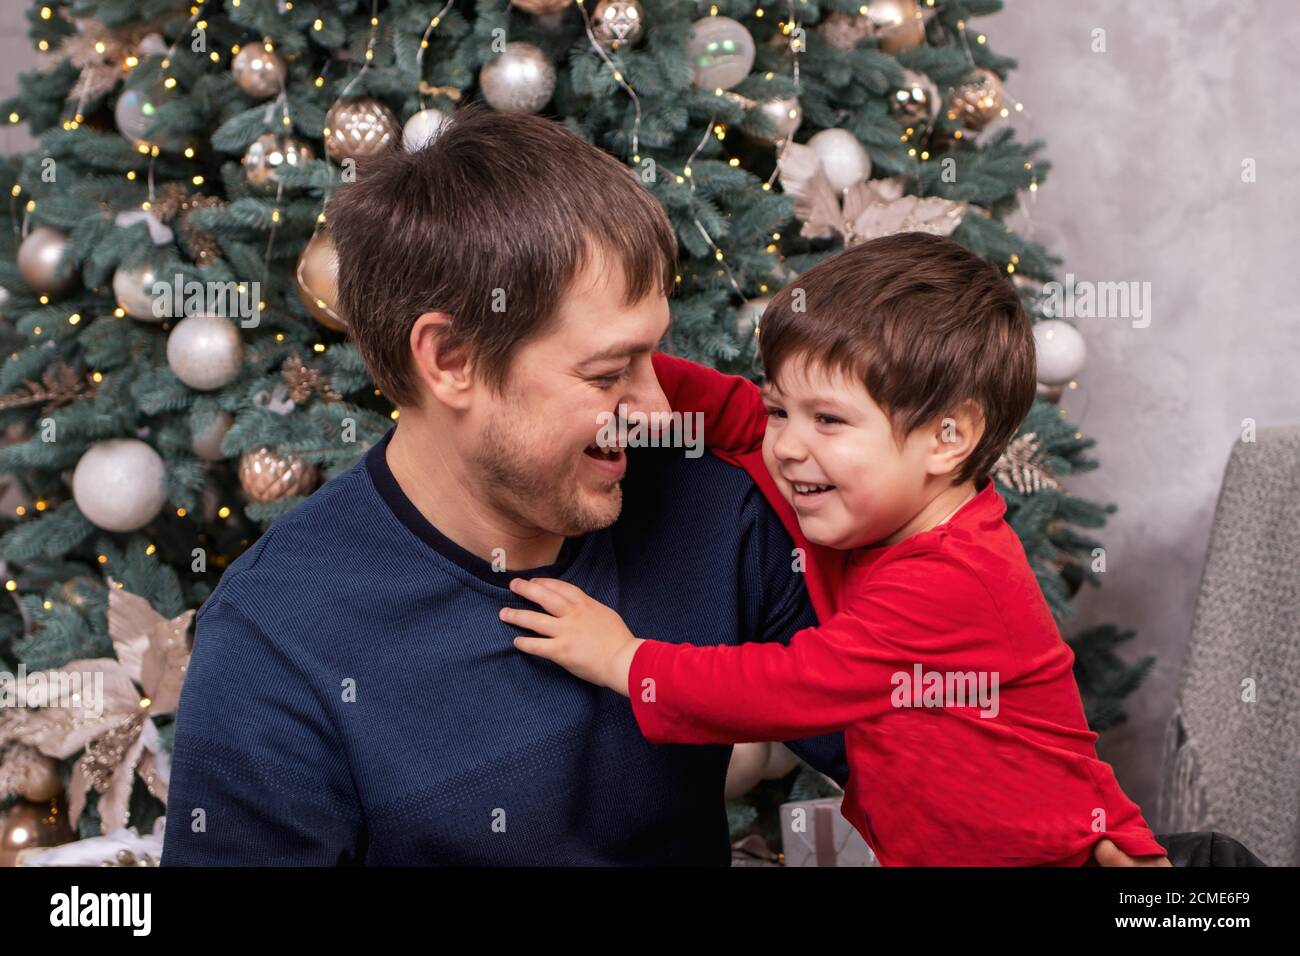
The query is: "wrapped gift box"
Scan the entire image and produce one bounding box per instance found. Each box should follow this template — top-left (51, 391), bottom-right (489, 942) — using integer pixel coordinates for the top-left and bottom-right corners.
top-left (779, 796), bottom-right (879, 867)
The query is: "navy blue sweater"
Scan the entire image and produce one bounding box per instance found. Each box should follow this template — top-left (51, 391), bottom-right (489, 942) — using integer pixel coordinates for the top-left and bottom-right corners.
top-left (161, 426), bottom-right (848, 865)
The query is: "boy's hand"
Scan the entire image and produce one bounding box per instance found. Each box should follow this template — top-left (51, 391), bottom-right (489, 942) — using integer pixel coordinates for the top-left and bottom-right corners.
top-left (504, 577), bottom-right (642, 697)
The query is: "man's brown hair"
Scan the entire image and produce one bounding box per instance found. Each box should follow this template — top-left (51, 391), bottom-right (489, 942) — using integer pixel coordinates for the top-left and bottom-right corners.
top-left (759, 232), bottom-right (1035, 484)
top-left (327, 103), bottom-right (677, 407)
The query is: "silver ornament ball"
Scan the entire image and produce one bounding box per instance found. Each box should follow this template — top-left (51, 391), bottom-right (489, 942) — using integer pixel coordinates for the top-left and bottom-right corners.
top-left (167, 314), bottom-right (245, 391)
top-left (17, 226), bottom-right (78, 296)
top-left (112, 260), bottom-right (166, 321)
top-left (688, 16), bottom-right (756, 91)
top-left (114, 86), bottom-right (162, 148)
top-left (191, 411), bottom-right (234, 461)
top-left (480, 43), bottom-right (556, 115)
top-left (72, 439), bottom-right (167, 532)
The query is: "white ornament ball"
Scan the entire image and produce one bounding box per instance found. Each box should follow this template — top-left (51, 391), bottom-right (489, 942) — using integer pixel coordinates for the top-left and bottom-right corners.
top-left (480, 43), bottom-right (556, 115)
top-left (1032, 319), bottom-right (1087, 385)
top-left (807, 129), bottom-right (871, 192)
top-left (191, 411), bottom-right (234, 461)
top-left (688, 16), bottom-right (756, 91)
top-left (112, 260), bottom-right (167, 321)
top-left (402, 107), bottom-right (452, 152)
top-left (73, 439), bottom-right (167, 532)
top-left (167, 315), bottom-right (244, 391)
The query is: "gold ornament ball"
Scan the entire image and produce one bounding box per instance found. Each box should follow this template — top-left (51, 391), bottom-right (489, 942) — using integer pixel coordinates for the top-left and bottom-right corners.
top-left (867, 0), bottom-right (926, 54)
top-left (949, 68), bottom-right (1006, 132)
top-left (243, 133), bottom-right (314, 189)
top-left (324, 97), bottom-right (399, 164)
top-left (0, 799), bottom-right (75, 867)
top-left (239, 447), bottom-right (319, 503)
top-left (753, 96), bottom-right (802, 145)
top-left (509, 0), bottom-right (572, 13)
top-left (17, 226), bottom-right (78, 297)
top-left (593, 0), bottom-right (644, 49)
top-left (231, 43), bottom-right (286, 98)
top-left (19, 754), bottom-right (63, 803)
top-left (296, 230), bottom-right (345, 332)
top-left (890, 69), bottom-right (940, 126)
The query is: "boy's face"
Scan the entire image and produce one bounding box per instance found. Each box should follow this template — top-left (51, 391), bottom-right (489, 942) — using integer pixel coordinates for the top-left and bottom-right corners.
top-left (761, 357), bottom-right (936, 550)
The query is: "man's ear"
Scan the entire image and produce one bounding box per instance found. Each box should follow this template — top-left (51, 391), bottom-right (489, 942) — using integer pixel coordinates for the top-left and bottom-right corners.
top-left (410, 311), bottom-right (474, 410)
top-left (925, 399), bottom-right (986, 479)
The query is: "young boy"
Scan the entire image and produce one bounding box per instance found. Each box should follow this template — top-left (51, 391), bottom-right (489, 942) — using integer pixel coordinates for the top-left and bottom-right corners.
top-left (504, 232), bottom-right (1167, 866)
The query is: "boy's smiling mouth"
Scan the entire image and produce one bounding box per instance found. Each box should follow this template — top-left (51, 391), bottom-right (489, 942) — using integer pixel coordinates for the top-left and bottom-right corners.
top-left (792, 481), bottom-right (835, 496)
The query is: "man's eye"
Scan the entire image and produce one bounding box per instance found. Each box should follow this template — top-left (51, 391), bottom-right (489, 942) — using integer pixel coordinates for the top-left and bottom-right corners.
top-left (591, 368), bottom-right (630, 388)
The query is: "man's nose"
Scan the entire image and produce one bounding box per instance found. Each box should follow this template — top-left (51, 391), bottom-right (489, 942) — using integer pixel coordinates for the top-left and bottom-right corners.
top-left (624, 357), bottom-right (671, 420)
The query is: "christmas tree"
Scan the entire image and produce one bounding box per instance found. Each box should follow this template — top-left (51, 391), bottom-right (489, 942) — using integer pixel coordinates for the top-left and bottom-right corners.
top-left (0, 0), bottom-right (1151, 847)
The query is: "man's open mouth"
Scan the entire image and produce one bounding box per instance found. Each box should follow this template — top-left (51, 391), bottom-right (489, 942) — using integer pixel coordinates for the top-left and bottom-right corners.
top-left (584, 442), bottom-right (624, 461)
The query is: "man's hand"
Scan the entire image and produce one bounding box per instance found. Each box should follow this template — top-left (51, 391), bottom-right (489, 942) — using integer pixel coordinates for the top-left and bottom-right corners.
top-left (1093, 838), bottom-right (1173, 867)
top-left (504, 577), bottom-right (642, 696)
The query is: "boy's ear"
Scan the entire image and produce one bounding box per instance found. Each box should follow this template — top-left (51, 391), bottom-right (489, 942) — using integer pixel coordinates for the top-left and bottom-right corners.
top-left (410, 311), bottom-right (475, 410)
top-left (925, 399), bottom-right (986, 479)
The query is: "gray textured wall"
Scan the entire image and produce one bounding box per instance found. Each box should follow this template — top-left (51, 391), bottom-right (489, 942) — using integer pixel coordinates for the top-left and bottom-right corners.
top-left (3, 3), bottom-right (1296, 830)
top-left (988, 0), bottom-right (1300, 821)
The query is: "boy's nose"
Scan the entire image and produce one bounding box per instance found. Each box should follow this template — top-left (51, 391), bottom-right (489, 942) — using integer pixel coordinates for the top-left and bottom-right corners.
top-left (771, 424), bottom-right (809, 463)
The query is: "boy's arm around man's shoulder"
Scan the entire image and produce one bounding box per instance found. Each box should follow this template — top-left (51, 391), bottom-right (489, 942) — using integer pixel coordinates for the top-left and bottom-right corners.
top-left (161, 593), bottom-right (364, 865)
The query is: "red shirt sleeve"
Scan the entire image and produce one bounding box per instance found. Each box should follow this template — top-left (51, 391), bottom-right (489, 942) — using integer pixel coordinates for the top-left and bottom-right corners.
top-left (651, 351), bottom-right (767, 456)
top-left (628, 549), bottom-right (1009, 743)
top-left (651, 351), bottom-right (844, 621)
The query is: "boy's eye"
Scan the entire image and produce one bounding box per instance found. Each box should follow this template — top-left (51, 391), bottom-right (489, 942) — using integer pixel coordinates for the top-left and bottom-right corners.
top-left (764, 405), bottom-right (787, 419)
top-left (815, 414), bottom-right (845, 426)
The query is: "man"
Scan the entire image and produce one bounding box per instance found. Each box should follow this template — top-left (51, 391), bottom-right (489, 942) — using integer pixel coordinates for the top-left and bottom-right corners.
top-left (161, 104), bottom-right (848, 865)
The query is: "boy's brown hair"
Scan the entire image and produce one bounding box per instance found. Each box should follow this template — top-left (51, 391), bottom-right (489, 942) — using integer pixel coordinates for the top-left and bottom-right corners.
top-left (327, 103), bottom-right (678, 407)
top-left (759, 232), bottom-right (1035, 484)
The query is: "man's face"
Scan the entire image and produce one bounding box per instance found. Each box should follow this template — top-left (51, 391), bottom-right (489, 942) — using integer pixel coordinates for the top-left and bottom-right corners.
top-left (466, 251), bottom-right (671, 537)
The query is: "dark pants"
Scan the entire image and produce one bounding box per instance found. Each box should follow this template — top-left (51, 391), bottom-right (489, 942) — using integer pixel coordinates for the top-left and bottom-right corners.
top-left (1155, 831), bottom-right (1266, 866)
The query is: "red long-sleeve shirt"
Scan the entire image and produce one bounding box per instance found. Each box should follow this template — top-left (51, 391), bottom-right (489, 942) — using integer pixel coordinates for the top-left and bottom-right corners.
top-left (635, 352), bottom-right (1165, 865)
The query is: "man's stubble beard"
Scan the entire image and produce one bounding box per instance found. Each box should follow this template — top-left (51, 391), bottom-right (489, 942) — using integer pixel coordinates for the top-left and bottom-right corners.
top-left (472, 410), bottom-right (623, 538)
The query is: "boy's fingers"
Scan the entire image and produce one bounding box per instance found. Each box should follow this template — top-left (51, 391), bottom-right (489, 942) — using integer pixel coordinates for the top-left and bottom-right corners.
top-left (508, 577), bottom-right (572, 613)
top-left (500, 606), bottom-right (560, 637)
top-left (513, 636), bottom-right (558, 660)
top-left (533, 578), bottom-right (591, 603)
